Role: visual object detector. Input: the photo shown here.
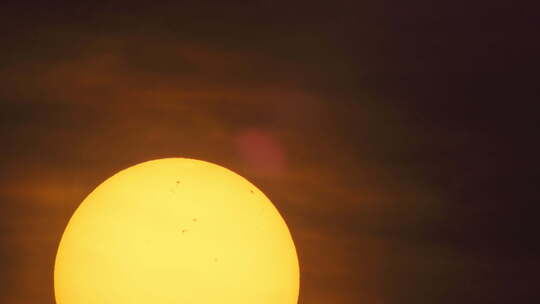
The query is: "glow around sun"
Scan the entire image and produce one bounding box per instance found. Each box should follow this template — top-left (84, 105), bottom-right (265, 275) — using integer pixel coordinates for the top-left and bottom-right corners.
top-left (54, 158), bottom-right (299, 303)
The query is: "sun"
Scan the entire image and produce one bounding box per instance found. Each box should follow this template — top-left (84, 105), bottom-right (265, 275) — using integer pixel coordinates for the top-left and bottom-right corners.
top-left (54, 158), bottom-right (299, 303)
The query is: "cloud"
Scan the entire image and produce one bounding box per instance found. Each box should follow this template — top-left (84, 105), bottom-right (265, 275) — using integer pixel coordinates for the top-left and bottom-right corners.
top-left (0, 19), bottom-right (452, 304)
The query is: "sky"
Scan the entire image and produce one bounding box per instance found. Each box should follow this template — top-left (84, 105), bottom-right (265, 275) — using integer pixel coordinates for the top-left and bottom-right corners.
top-left (1, 1), bottom-right (538, 303)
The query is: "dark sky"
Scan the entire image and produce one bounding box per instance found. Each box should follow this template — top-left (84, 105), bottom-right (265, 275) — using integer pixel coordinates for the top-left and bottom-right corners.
top-left (1, 1), bottom-right (538, 303)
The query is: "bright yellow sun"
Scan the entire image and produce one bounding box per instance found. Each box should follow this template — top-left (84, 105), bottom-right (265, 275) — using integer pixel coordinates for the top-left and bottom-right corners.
top-left (54, 158), bottom-right (299, 303)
